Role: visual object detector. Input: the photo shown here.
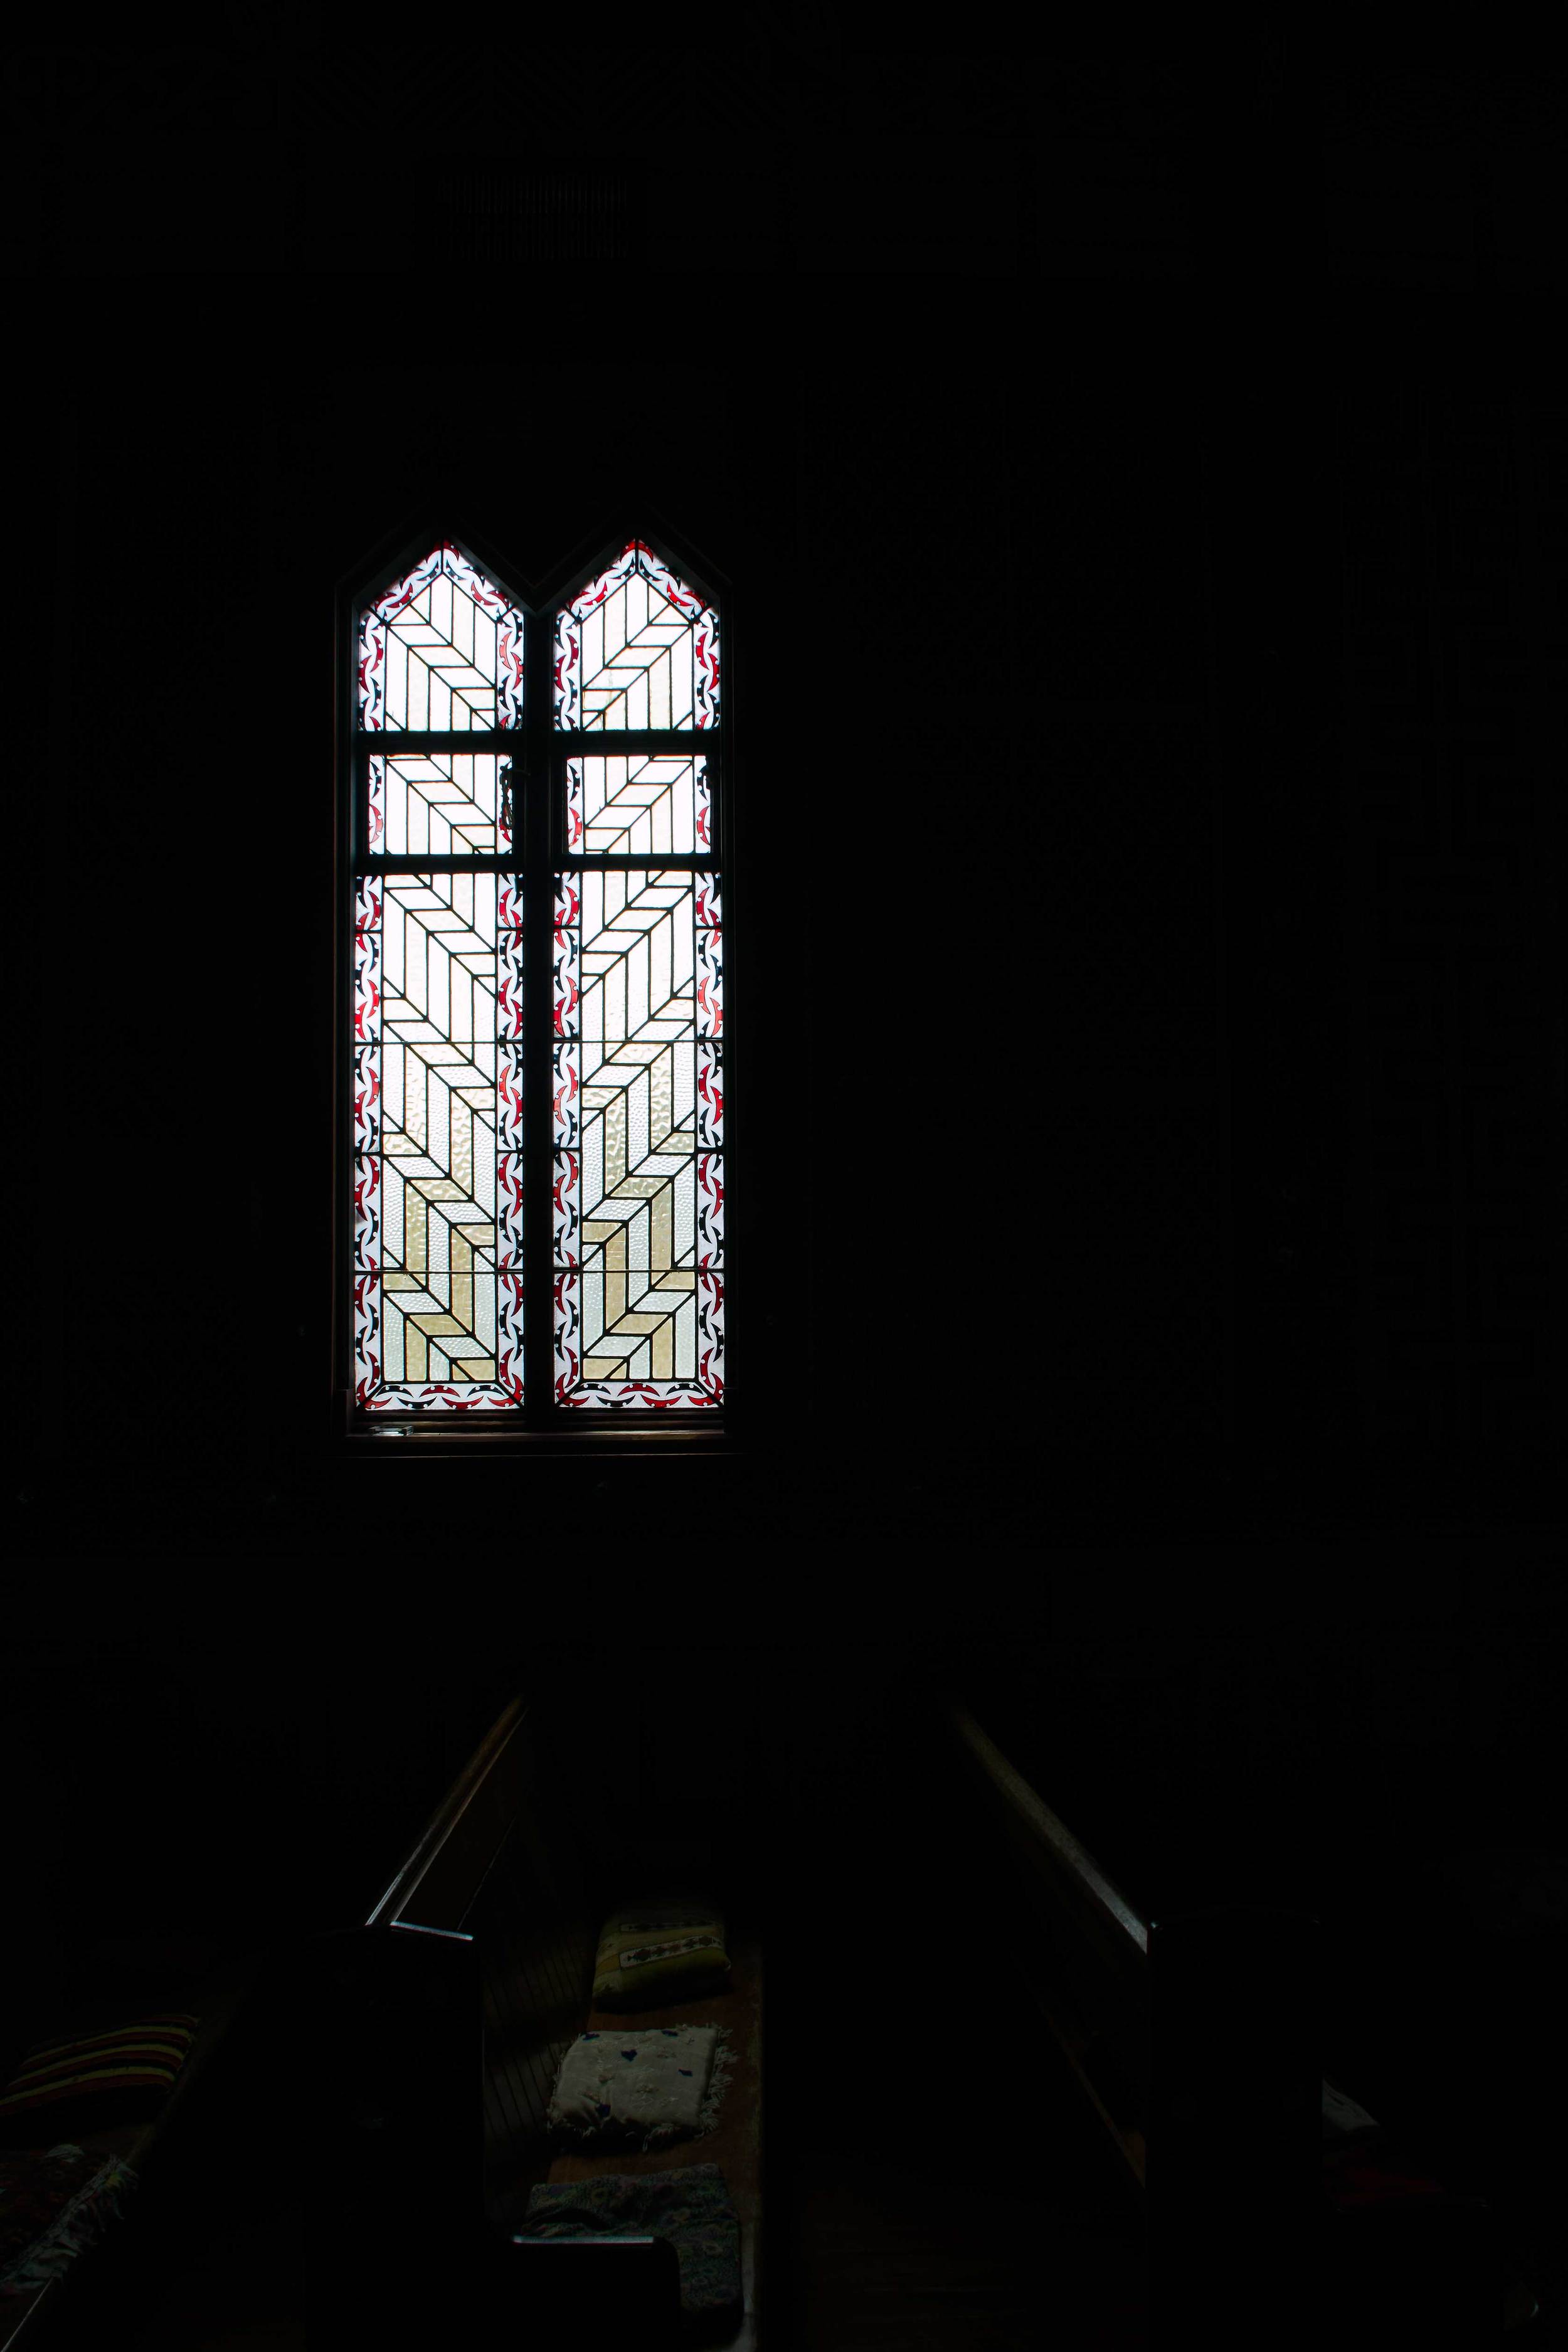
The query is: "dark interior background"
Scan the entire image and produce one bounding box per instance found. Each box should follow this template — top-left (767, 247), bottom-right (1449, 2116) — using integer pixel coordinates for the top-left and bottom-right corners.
top-left (3, 30), bottom-right (1564, 2329)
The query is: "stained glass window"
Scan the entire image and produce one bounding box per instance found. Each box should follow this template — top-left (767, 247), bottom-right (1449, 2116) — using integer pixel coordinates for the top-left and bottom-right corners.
top-left (553, 870), bottom-right (724, 1406)
top-left (354, 871), bottom-right (523, 1406)
top-left (555, 540), bottom-right (719, 731)
top-left (346, 532), bottom-right (725, 1423)
top-left (566, 754), bottom-right (711, 857)
top-left (359, 543), bottom-right (526, 733)
top-left (370, 752), bottom-right (511, 859)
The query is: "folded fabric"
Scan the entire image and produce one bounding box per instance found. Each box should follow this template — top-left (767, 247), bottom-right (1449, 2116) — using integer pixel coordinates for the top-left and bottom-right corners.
top-left (0, 2144), bottom-right (138, 2297)
top-left (592, 1900), bottom-right (731, 2011)
top-left (0, 2016), bottom-right (198, 2132)
top-left (517, 2162), bottom-right (741, 2322)
top-left (1322, 2077), bottom-right (1382, 2144)
top-left (549, 2026), bottom-right (733, 2151)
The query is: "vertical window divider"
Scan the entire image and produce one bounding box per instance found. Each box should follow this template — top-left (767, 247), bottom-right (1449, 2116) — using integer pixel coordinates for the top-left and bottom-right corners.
top-left (522, 608), bottom-right (556, 1428)
top-left (334, 613), bottom-right (359, 1435)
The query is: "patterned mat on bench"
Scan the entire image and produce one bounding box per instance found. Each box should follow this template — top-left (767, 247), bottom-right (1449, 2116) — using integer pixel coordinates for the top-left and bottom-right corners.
top-left (549, 2026), bottom-right (735, 2151)
top-left (1, 2144), bottom-right (138, 2298)
top-left (517, 2161), bottom-right (741, 2321)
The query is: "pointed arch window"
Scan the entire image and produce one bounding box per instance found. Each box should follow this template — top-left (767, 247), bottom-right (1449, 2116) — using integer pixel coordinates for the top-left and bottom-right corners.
top-left (340, 532), bottom-right (726, 1428)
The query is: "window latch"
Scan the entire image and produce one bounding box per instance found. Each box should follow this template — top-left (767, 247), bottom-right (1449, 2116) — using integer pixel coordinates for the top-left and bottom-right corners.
top-left (501, 756), bottom-right (526, 840)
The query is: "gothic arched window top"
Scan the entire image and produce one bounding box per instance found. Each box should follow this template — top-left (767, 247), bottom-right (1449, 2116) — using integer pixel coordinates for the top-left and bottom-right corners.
top-left (359, 541), bottom-right (527, 733)
top-left (554, 539), bottom-right (720, 731)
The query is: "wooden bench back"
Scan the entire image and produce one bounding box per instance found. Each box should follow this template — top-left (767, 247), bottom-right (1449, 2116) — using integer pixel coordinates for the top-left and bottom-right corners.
top-left (948, 1697), bottom-right (1152, 2190)
top-left (945, 1695), bottom-right (1320, 2200)
top-left (352, 1696), bottom-right (598, 2201)
top-left (300, 1697), bottom-right (620, 2325)
top-left (363, 1693), bottom-right (533, 1935)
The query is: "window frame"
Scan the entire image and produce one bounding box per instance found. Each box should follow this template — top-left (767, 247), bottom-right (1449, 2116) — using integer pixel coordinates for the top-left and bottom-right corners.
top-left (331, 516), bottom-right (736, 1453)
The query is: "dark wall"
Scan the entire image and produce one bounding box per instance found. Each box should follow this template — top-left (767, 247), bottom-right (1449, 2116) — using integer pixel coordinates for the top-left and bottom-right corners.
top-left (15, 349), bottom-right (1559, 1545)
top-left (5, 38), bottom-right (1564, 2035)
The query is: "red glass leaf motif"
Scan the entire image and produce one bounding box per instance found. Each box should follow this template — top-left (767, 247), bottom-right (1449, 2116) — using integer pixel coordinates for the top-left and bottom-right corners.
top-left (695, 627), bottom-right (717, 693)
top-left (354, 975), bottom-right (381, 1041)
top-left (554, 943), bottom-right (579, 1034)
top-left (498, 1058), bottom-right (522, 1138)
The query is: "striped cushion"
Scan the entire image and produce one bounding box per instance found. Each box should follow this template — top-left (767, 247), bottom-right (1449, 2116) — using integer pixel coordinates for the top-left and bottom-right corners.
top-left (0, 2016), bottom-right (198, 2127)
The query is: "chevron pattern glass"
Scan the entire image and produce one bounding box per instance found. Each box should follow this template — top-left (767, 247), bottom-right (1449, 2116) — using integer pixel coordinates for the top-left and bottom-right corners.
top-left (565, 752), bottom-right (711, 856)
top-left (352, 869), bottom-right (523, 1409)
top-left (554, 541), bottom-right (719, 731)
top-left (369, 750), bottom-right (511, 857)
top-left (359, 542), bottom-right (526, 733)
top-left (553, 869), bottom-right (723, 1407)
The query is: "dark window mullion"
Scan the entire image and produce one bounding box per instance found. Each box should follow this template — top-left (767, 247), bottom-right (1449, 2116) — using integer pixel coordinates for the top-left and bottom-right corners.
top-left (555, 731), bottom-right (714, 752)
top-left (358, 731), bottom-right (514, 750)
top-left (360, 857), bottom-right (512, 876)
top-left (522, 616), bottom-right (556, 1426)
top-left (337, 635), bottom-right (359, 1416)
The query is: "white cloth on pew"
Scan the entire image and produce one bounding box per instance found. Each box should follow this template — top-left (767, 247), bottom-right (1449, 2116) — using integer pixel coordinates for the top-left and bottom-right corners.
top-left (549, 2025), bottom-right (733, 2151)
top-left (1322, 2077), bottom-right (1380, 2142)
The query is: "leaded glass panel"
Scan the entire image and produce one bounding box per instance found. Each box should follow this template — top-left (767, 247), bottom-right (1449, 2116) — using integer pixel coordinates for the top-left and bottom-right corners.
top-left (369, 751), bottom-right (512, 857)
top-left (554, 542), bottom-right (719, 732)
top-left (347, 530), bottom-right (728, 1426)
top-left (359, 543), bottom-right (526, 733)
top-left (566, 753), bottom-right (710, 856)
top-left (353, 870), bottom-right (522, 1409)
top-left (553, 869), bottom-right (723, 1407)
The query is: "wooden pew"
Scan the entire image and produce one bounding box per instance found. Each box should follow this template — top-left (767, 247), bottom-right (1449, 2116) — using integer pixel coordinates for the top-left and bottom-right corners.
top-left (943, 1698), bottom-right (1152, 2202)
top-left (0, 1954), bottom-right (260, 2349)
top-left (305, 1693), bottom-right (761, 2346)
top-left (941, 1695), bottom-right (1500, 2349)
